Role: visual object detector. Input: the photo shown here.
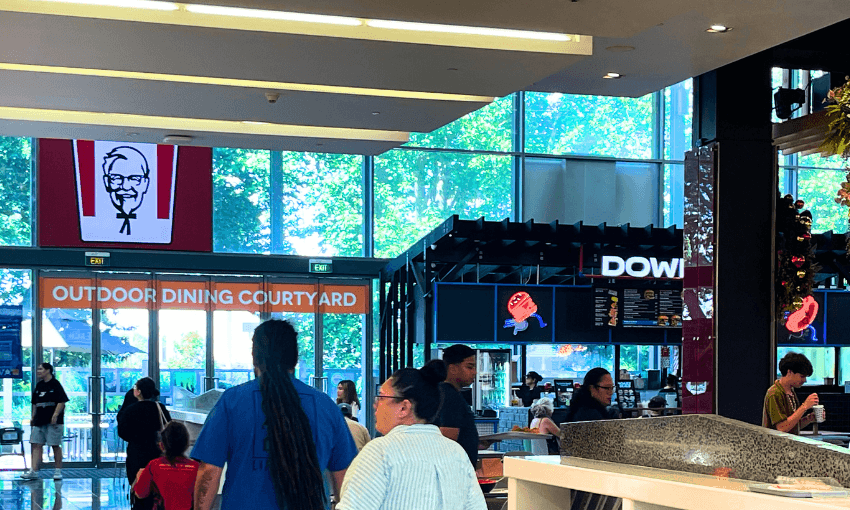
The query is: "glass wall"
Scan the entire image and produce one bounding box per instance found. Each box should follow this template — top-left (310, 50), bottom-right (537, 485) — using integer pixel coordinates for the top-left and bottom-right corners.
top-left (0, 136), bottom-right (32, 247)
top-left (525, 344), bottom-right (615, 381)
top-left (373, 151), bottom-right (513, 257)
top-left (777, 346), bottom-right (835, 384)
top-left (525, 93), bottom-right (655, 158)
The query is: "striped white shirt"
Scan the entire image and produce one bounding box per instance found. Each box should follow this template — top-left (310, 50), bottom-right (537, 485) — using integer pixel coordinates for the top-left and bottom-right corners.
top-left (337, 424), bottom-right (487, 510)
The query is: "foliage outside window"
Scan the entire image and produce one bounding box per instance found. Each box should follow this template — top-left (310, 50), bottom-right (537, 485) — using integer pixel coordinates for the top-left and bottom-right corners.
top-left (777, 346), bottom-right (834, 384)
top-left (664, 78), bottom-right (693, 161)
top-left (213, 148), bottom-right (270, 254)
top-left (1, 269), bottom-right (31, 424)
top-left (795, 168), bottom-right (849, 234)
top-left (405, 95), bottom-right (515, 153)
top-left (0, 136), bottom-right (31, 246)
top-left (373, 150), bottom-right (512, 258)
top-left (663, 164), bottom-right (684, 227)
top-left (275, 152), bottom-right (363, 257)
top-left (524, 92), bottom-right (655, 159)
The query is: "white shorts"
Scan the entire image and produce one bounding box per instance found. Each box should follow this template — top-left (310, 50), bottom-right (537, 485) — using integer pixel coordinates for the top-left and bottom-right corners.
top-left (30, 425), bottom-right (63, 446)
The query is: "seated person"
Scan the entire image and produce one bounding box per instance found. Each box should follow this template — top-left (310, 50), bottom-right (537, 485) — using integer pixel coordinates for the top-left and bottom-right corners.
top-left (529, 397), bottom-right (561, 454)
top-left (566, 368), bottom-right (618, 422)
top-left (657, 374), bottom-right (680, 407)
top-left (336, 361), bottom-right (486, 510)
top-left (762, 352), bottom-right (820, 435)
top-left (339, 403), bottom-right (371, 451)
top-left (133, 421), bottom-right (199, 510)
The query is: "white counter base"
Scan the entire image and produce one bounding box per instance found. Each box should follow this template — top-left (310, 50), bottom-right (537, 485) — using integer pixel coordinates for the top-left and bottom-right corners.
top-left (504, 456), bottom-right (850, 510)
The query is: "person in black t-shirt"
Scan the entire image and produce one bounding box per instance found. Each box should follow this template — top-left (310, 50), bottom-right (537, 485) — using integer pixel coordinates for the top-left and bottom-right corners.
top-left (434, 345), bottom-right (481, 466)
top-left (517, 371), bottom-right (544, 407)
top-left (19, 362), bottom-right (69, 480)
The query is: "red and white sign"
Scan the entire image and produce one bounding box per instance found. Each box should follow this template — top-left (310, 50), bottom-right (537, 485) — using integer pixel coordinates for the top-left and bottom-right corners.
top-left (74, 141), bottom-right (177, 243)
top-left (38, 139), bottom-right (212, 251)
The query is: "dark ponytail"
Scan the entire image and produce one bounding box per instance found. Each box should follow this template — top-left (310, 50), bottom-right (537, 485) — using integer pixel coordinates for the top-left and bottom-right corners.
top-left (161, 421), bottom-right (189, 465)
top-left (253, 320), bottom-right (325, 510)
top-left (390, 359), bottom-right (447, 423)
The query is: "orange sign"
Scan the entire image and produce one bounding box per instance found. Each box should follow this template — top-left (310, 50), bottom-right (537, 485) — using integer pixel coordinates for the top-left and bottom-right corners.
top-left (40, 278), bottom-right (370, 314)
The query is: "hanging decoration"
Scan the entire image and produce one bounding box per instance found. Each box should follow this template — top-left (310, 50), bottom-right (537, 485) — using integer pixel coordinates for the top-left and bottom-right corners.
top-left (775, 194), bottom-right (818, 323)
top-left (834, 168), bottom-right (850, 256)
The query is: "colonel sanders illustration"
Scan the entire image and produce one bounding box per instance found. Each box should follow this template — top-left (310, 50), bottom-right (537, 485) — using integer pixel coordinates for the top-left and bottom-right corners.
top-left (102, 146), bottom-right (150, 235)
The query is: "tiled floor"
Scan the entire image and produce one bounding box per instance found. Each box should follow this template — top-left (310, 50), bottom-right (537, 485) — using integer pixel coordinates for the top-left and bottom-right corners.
top-left (0, 470), bottom-right (131, 510)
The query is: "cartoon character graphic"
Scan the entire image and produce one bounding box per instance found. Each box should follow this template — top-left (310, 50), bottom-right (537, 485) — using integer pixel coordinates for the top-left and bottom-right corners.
top-left (102, 146), bottom-right (151, 235)
top-left (608, 297), bottom-right (618, 326)
top-left (503, 291), bottom-right (547, 335)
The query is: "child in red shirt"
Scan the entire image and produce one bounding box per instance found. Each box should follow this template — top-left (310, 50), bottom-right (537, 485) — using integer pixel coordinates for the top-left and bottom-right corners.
top-left (133, 421), bottom-right (199, 510)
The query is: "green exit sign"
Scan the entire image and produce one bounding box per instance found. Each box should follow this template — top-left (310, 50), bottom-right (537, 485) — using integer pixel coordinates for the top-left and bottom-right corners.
top-left (309, 259), bottom-right (333, 274)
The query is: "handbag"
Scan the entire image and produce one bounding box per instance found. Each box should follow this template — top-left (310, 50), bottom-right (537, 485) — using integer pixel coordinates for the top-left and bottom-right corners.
top-left (156, 403), bottom-right (169, 432)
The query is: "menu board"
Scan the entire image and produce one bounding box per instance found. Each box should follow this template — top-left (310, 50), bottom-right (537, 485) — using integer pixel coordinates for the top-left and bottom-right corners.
top-left (618, 288), bottom-right (683, 328)
top-left (594, 288), bottom-right (619, 327)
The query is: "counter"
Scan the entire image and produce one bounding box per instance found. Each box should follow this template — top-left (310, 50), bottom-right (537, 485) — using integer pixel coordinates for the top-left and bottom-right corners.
top-left (504, 455), bottom-right (850, 510)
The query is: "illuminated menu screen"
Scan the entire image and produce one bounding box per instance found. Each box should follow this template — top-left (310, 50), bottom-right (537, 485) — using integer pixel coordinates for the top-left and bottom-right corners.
top-left (621, 288), bottom-right (683, 328)
top-left (594, 288), bottom-right (619, 327)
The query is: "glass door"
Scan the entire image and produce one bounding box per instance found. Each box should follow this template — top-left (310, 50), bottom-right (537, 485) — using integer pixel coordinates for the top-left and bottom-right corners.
top-left (41, 307), bottom-right (95, 465)
top-left (159, 309), bottom-right (207, 404)
top-left (99, 308), bottom-right (149, 466)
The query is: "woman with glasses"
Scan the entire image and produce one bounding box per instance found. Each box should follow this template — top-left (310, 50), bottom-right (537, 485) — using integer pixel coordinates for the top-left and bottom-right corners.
top-left (336, 360), bottom-right (486, 510)
top-left (565, 368), bottom-right (617, 422)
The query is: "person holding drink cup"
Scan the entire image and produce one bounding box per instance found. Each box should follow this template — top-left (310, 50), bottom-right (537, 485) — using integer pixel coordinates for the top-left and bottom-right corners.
top-left (762, 352), bottom-right (823, 434)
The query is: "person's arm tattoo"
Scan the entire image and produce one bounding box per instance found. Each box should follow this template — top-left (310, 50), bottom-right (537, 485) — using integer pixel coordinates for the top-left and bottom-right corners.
top-left (193, 462), bottom-right (223, 510)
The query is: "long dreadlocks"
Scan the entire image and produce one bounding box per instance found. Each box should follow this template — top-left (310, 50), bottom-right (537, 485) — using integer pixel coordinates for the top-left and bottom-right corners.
top-left (253, 319), bottom-right (326, 510)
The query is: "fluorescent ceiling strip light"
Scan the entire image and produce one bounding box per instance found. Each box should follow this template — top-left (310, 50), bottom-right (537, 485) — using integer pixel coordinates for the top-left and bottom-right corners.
top-left (32, 0), bottom-right (177, 10)
top-left (365, 19), bottom-right (570, 42)
top-left (0, 63), bottom-right (494, 103)
top-left (10, 0), bottom-right (587, 54)
top-left (0, 106), bottom-right (410, 142)
top-left (184, 4), bottom-right (362, 26)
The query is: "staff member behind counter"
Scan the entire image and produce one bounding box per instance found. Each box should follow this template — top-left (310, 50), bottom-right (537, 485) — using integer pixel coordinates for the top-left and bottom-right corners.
top-left (517, 371), bottom-right (544, 407)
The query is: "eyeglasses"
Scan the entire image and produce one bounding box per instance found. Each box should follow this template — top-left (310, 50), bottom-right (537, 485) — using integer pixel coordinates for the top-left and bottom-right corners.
top-left (594, 385), bottom-right (615, 392)
top-left (106, 174), bottom-right (144, 187)
top-left (374, 395), bottom-right (404, 405)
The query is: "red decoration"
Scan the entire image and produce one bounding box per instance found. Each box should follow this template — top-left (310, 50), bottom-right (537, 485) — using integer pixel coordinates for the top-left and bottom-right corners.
top-left (507, 292), bottom-right (538, 323)
top-left (785, 295), bottom-right (819, 332)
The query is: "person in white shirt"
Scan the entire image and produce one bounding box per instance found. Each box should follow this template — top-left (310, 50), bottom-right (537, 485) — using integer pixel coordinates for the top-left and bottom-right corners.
top-left (338, 403), bottom-right (371, 451)
top-left (336, 361), bottom-right (487, 510)
top-left (336, 380), bottom-right (361, 420)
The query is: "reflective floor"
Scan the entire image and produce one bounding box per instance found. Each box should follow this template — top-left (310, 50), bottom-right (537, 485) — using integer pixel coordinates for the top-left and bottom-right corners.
top-left (0, 471), bottom-right (131, 510)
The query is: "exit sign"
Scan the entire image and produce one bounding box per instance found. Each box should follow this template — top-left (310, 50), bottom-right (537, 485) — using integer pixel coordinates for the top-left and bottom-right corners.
top-left (85, 251), bottom-right (110, 267)
top-left (309, 259), bottom-right (333, 274)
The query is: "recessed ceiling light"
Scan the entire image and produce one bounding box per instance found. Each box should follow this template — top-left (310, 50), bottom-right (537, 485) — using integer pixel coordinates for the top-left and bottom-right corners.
top-left (372, 111), bottom-right (380, 115)
top-left (603, 72), bottom-right (621, 79)
top-left (605, 45), bottom-right (635, 53)
top-left (707, 25), bottom-right (732, 33)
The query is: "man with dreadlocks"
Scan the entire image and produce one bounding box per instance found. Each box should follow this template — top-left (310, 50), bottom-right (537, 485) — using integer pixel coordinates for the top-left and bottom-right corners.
top-left (192, 319), bottom-right (357, 510)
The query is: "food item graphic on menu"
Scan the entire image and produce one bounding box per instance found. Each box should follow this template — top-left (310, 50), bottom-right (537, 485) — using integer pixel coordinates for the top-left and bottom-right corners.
top-left (502, 291), bottom-right (547, 335)
top-left (608, 297), bottom-right (618, 326)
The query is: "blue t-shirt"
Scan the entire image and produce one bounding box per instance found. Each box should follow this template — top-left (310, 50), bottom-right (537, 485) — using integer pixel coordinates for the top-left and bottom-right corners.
top-left (191, 376), bottom-right (357, 509)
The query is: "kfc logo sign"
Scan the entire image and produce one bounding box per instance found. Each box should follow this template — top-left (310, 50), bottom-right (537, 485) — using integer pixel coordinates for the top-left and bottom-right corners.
top-left (601, 255), bottom-right (684, 279)
top-left (74, 141), bottom-right (177, 243)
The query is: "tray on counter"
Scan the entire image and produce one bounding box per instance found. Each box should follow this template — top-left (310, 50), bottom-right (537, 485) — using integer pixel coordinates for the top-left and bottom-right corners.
top-left (748, 483), bottom-right (848, 498)
top-left (480, 431), bottom-right (555, 441)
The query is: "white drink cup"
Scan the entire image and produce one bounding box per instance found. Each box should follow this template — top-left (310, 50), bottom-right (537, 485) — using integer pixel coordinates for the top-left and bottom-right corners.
top-left (812, 404), bottom-right (825, 423)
